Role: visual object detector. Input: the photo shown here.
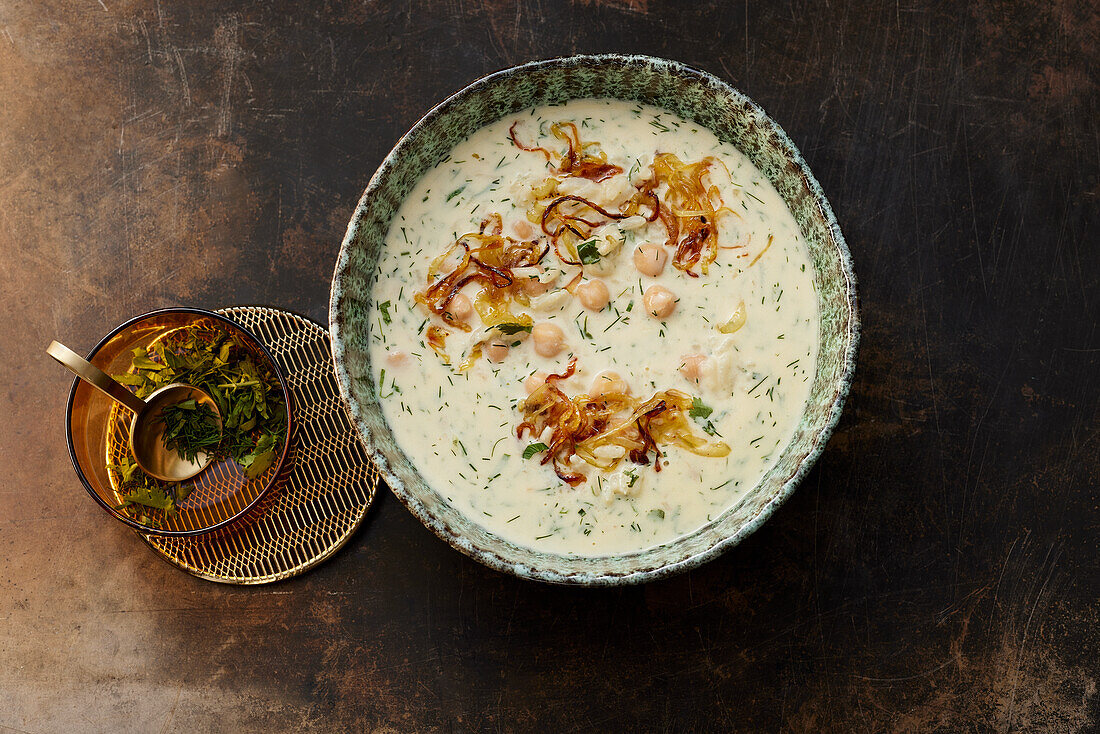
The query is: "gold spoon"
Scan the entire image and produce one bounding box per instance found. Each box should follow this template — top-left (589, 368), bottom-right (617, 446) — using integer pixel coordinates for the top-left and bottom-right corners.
top-left (47, 340), bottom-right (223, 483)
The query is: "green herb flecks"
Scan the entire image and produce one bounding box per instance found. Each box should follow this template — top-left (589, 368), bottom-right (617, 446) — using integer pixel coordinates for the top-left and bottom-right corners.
top-left (523, 442), bottom-right (549, 460)
top-left (492, 322), bottom-right (533, 336)
top-left (688, 397), bottom-right (713, 420)
top-left (575, 314), bottom-right (593, 341)
top-left (160, 399), bottom-right (221, 464)
top-left (688, 397), bottom-right (720, 436)
top-left (108, 454), bottom-right (193, 517)
top-left (577, 238), bottom-right (602, 265)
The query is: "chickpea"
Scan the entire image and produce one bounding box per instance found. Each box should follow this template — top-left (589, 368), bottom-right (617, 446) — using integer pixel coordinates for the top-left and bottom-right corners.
top-left (679, 353), bottom-right (706, 381)
top-left (512, 219), bottom-right (534, 239)
top-left (589, 371), bottom-right (630, 399)
top-left (576, 278), bottom-right (610, 311)
top-left (532, 322), bottom-right (566, 357)
top-left (444, 292), bottom-right (473, 322)
top-left (526, 280), bottom-right (553, 297)
top-left (524, 371), bottom-right (548, 395)
top-left (633, 243), bottom-right (668, 277)
top-left (643, 285), bottom-right (677, 319)
top-left (484, 341), bottom-right (509, 363)
top-left (519, 266), bottom-right (553, 296)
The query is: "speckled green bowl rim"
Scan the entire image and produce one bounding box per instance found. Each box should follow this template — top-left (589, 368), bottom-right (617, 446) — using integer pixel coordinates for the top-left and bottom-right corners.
top-left (330, 54), bottom-right (859, 585)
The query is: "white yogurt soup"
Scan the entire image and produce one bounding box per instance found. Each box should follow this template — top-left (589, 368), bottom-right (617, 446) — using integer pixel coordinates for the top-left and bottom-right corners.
top-left (368, 98), bottom-right (818, 556)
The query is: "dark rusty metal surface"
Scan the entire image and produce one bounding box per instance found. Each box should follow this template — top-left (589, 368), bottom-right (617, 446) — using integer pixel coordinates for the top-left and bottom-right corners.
top-left (2, 1), bottom-right (1096, 731)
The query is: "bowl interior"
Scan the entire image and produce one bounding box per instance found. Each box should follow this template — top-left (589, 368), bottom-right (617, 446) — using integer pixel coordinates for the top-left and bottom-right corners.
top-left (66, 309), bottom-right (293, 537)
top-left (330, 55), bottom-right (858, 584)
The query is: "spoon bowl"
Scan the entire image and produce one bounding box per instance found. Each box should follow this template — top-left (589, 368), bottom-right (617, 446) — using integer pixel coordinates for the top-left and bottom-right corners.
top-left (129, 383), bottom-right (223, 482)
top-left (47, 341), bottom-right (222, 482)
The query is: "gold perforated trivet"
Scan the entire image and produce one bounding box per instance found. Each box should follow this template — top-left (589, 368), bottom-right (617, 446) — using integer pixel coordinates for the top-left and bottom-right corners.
top-left (140, 307), bottom-right (378, 584)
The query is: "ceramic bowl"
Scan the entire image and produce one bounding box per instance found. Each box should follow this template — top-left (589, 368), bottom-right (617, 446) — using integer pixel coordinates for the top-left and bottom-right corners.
top-left (330, 54), bottom-right (859, 585)
top-left (63, 308), bottom-right (294, 537)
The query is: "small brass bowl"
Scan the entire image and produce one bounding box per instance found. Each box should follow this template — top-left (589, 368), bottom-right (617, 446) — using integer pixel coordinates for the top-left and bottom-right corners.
top-left (63, 308), bottom-right (294, 537)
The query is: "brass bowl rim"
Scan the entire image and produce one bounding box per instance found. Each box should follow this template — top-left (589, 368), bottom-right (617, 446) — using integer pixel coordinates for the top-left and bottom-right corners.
top-left (63, 306), bottom-right (295, 537)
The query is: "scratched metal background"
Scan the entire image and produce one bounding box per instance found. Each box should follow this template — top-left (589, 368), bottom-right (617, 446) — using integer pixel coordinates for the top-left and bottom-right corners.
top-left (2, 1), bottom-right (1097, 731)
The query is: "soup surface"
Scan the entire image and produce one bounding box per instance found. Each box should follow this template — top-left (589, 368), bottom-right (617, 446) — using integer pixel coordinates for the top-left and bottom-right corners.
top-left (369, 98), bottom-right (818, 555)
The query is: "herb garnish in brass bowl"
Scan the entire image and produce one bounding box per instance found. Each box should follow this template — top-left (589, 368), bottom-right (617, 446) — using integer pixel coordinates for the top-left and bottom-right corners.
top-left (108, 325), bottom-right (287, 520)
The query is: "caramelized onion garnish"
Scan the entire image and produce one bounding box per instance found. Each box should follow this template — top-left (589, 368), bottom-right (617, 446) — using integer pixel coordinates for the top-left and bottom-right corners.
top-left (541, 195), bottom-right (627, 237)
top-left (425, 326), bottom-right (450, 364)
top-left (512, 125), bottom-right (738, 276)
top-left (749, 233), bottom-right (774, 266)
top-left (510, 121), bottom-right (623, 182)
top-left (517, 359), bottom-right (729, 486)
top-left (562, 269), bottom-right (584, 295)
top-left (638, 153), bottom-right (738, 276)
top-left (546, 356), bottom-right (578, 383)
top-left (479, 212), bottom-right (503, 236)
top-left (509, 121), bottom-right (553, 162)
top-left (637, 190), bottom-right (662, 222)
top-left (539, 194), bottom-right (629, 264)
top-left (415, 229), bottom-right (548, 332)
top-left (551, 122), bottom-right (623, 182)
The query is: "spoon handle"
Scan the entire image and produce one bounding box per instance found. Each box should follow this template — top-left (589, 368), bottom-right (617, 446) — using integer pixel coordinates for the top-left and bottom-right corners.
top-left (47, 341), bottom-right (148, 415)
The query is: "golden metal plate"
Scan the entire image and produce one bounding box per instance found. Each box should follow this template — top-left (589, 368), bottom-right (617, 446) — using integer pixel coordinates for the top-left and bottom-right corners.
top-left (141, 307), bottom-right (378, 584)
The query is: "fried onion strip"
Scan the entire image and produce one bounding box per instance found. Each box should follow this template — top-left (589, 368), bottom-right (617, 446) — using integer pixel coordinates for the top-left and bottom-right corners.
top-left (518, 361), bottom-right (729, 485)
top-left (638, 153), bottom-right (739, 276)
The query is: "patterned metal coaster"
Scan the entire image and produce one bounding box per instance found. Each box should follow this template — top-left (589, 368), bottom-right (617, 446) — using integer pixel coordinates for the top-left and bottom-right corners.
top-left (140, 306), bottom-right (379, 584)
